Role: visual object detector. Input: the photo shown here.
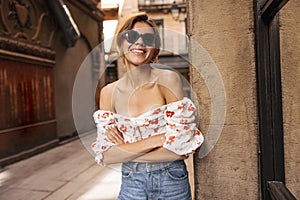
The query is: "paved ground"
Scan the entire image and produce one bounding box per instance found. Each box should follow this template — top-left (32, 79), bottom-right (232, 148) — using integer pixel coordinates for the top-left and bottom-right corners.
top-left (0, 133), bottom-right (121, 200)
top-left (0, 132), bottom-right (194, 200)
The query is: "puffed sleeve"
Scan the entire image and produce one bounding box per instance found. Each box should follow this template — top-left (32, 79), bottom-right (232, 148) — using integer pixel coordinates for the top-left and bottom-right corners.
top-left (91, 110), bottom-right (116, 165)
top-left (163, 98), bottom-right (204, 155)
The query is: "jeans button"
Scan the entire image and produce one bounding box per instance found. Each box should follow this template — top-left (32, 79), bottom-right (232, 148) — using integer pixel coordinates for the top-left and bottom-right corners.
top-left (148, 164), bottom-right (153, 168)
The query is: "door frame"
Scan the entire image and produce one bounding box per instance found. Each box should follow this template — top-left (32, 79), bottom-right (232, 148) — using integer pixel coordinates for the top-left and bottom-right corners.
top-left (254, 0), bottom-right (289, 199)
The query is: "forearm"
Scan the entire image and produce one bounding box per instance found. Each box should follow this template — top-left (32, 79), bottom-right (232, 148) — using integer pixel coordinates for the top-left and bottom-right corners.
top-left (132, 147), bottom-right (188, 162)
top-left (102, 135), bottom-right (163, 164)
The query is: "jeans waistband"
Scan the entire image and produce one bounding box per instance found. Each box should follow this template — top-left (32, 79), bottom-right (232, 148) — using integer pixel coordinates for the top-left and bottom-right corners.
top-left (121, 160), bottom-right (185, 173)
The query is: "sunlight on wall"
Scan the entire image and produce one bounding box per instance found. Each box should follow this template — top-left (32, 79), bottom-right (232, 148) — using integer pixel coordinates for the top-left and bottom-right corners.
top-left (103, 20), bottom-right (119, 53)
top-left (101, 0), bottom-right (120, 8)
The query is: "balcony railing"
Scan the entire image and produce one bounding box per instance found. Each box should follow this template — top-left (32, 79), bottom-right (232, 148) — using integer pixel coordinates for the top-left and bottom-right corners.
top-left (138, 0), bottom-right (185, 5)
top-left (138, 1), bottom-right (186, 14)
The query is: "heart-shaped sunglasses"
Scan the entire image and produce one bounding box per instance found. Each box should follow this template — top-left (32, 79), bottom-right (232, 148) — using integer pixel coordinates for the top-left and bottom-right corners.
top-left (123, 30), bottom-right (157, 47)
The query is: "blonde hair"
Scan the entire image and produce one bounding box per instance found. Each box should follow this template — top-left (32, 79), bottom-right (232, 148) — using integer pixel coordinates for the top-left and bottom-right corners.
top-left (116, 13), bottom-right (161, 64)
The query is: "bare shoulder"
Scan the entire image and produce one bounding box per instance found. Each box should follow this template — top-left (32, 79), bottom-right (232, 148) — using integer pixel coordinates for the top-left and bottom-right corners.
top-left (152, 67), bottom-right (183, 102)
top-left (155, 69), bottom-right (180, 83)
top-left (99, 81), bottom-right (119, 110)
top-left (154, 68), bottom-right (181, 87)
top-left (101, 81), bottom-right (118, 94)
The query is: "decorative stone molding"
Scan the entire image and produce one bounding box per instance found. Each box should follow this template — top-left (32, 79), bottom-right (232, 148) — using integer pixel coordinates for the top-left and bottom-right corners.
top-left (0, 36), bottom-right (56, 60)
top-left (0, 0), bottom-right (56, 60)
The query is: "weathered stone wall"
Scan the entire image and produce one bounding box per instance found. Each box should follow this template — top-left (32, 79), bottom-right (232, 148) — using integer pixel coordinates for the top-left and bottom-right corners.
top-left (187, 1), bottom-right (258, 199)
top-left (53, 2), bottom-right (103, 138)
top-left (280, 1), bottom-right (300, 198)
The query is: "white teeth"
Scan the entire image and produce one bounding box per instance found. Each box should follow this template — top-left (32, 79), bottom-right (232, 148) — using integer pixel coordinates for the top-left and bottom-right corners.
top-left (131, 49), bottom-right (144, 53)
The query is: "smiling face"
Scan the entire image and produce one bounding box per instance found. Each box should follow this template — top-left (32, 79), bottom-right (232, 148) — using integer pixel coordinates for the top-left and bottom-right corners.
top-left (121, 22), bottom-right (157, 69)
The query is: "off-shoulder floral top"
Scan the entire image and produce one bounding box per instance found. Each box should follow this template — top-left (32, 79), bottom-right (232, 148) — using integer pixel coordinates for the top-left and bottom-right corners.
top-left (91, 97), bottom-right (204, 164)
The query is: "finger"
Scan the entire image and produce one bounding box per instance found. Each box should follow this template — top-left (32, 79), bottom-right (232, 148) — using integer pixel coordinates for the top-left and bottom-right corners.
top-left (105, 126), bottom-right (117, 136)
top-left (114, 131), bottom-right (124, 142)
top-left (105, 128), bottom-right (117, 142)
top-left (113, 133), bottom-right (124, 144)
top-left (106, 128), bottom-right (124, 144)
top-left (111, 126), bottom-right (124, 141)
top-left (104, 128), bottom-right (112, 138)
top-left (105, 133), bottom-right (115, 143)
top-left (111, 126), bottom-right (120, 136)
top-left (105, 126), bottom-right (125, 144)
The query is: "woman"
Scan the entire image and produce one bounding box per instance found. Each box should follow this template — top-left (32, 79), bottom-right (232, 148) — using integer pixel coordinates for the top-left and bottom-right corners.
top-left (92, 13), bottom-right (204, 200)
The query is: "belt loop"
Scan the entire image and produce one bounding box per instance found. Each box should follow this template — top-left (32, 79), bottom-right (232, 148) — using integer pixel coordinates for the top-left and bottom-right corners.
top-left (146, 163), bottom-right (150, 172)
top-left (132, 162), bottom-right (138, 172)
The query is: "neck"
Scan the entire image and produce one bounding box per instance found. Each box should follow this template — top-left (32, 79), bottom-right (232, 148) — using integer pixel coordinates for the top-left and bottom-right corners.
top-left (124, 64), bottom-right (152, 89)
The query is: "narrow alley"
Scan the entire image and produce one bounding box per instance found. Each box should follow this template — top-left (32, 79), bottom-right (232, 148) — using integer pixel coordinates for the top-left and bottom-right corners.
top-left (0, 136), bottom-right (121, 200)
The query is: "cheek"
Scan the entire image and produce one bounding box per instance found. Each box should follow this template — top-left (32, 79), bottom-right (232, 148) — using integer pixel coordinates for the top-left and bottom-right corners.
top-left (119, 40), bottom-right (130, 54)
top-left (122, 45), bottom-right (129, 54)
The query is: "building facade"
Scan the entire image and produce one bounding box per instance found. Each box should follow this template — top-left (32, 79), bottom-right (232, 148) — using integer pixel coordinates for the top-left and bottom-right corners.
top-left (0, 0), bottom-right (104, 166)
top-left (188, 0), bottom-right (299, 199)
top-left (1, 0), bottom-right (299, 199)
top-left (100, 0), bottom-right (300, 199)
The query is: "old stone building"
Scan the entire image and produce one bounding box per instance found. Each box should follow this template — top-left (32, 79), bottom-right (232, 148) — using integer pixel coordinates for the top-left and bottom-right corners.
top-left (188, 0), bottom-right (299, 199)
top-left (1, 0), bottom-right (299, 199)
top-left (0, 0), bottom-right (104, 166)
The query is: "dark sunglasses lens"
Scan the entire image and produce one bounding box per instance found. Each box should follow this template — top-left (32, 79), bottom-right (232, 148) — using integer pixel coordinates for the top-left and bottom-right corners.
top-left (142, 34), bottom-right (156, 46)
top-left (125, 30), bottom-right (139, 43)
top-left (124, 30), bottom-right (156, 46)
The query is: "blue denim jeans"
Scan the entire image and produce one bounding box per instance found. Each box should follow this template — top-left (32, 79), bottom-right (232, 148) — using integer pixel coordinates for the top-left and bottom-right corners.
top-left (117, 160), bottom-right (192, 200)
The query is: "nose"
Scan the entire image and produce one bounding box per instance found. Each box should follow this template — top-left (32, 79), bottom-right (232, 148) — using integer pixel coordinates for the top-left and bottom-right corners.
top-left (135, 35), bottom-right (144, 46)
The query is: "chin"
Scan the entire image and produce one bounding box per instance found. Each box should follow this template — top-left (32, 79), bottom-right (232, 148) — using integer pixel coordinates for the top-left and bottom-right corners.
top-left (131, 61), bottom-right (149, 66)
top-left (126, 56), bottom-right (152, 66)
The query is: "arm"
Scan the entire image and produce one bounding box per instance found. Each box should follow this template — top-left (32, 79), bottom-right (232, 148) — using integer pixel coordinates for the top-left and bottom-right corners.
top-left (102, 135), bottom-right (164, 164)
top-left (97, 84), bottom-right (165, 165)
top-left (132, 147), bottom-right (188, 162)
top-left (99, 70), bottom-right (195, 164)
top-left (105, 127), bottom-right (188, 163)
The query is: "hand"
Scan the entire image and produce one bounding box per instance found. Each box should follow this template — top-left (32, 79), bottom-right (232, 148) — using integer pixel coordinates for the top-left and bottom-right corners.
top-left (160, 134), bottom-right (166, 146)
top-left (148, 133), bottom-right (166, 148)
top-left (105, 126), bottom-right (124, 145)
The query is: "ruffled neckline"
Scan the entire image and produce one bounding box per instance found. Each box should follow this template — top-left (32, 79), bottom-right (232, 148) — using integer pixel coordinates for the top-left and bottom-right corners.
top-left (95, 97), bottom-right (192, 119)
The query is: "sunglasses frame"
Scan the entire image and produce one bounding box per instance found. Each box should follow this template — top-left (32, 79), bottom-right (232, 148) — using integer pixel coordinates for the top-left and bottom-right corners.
top-left (123, 30), bottom-right (157, 47)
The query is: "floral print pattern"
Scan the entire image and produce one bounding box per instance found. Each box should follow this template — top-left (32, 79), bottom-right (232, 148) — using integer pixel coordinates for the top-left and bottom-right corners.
top-left (91, 97), bottom-right (204, 164)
